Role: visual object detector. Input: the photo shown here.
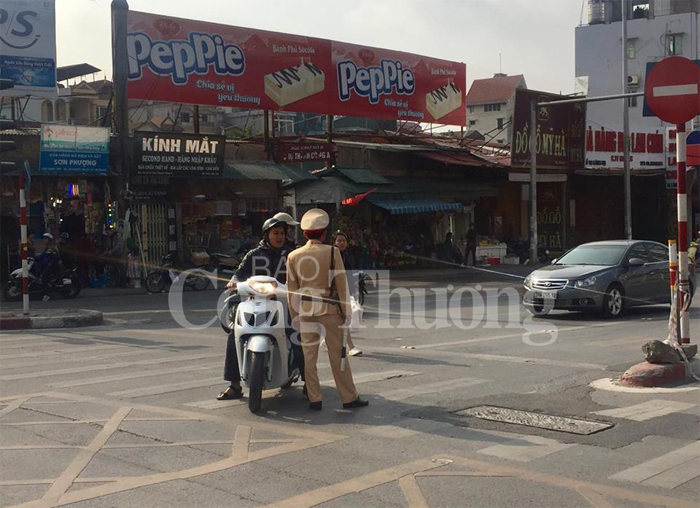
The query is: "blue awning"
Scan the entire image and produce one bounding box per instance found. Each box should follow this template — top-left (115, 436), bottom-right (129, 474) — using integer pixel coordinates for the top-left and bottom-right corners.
top-left (367, 197), bottom-right (462, 215)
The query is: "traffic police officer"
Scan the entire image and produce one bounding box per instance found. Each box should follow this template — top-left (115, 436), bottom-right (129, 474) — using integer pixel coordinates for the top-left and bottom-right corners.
top-left (286, 209), bottom-right (369, 411)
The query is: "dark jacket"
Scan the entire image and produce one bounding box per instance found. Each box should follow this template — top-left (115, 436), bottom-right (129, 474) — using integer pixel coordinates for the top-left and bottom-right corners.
top-left (234, 240), bottom-right (290, 284)
top-left (340, 250), bottom-right (353, 272)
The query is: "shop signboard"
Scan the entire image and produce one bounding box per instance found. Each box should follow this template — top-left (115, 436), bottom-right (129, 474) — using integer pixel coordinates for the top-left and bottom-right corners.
top-left (126, 10), bottom-right (466, 125)
top-left (537, 183), bottom-right (564, 251)
top-left (40, 125), bottom-right (109, 174)
top-left (277, 142), bottom-right (334, 163)
top-left (0, 0), bottom-right (57, 98)
top-left (511, 89), bottom-right (586, 170)
top-left (584, 127), bottom-right (665, 171)
top-left (131, 174), bottom-right (170, 200)
top-left (134, 132), bottom-right (224, 177)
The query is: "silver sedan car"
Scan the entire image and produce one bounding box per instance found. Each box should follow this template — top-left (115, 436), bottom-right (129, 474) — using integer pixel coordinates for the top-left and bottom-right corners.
top-left (522, 240), bottom-right (692, 318)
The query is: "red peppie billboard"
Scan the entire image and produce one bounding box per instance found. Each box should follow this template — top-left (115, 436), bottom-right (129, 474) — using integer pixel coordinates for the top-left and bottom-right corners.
top-left (126, 11), bottom-right (466, 125)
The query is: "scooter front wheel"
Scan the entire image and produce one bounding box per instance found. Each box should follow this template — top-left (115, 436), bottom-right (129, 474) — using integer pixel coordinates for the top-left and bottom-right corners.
top-left (248, 352), bottom-right (265, 414)
top-left (145, 273), bottom-right (166, 293)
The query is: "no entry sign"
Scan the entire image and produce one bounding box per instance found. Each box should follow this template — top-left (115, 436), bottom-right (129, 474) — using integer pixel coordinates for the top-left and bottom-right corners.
top-left (644, 56), bottom-right (700, 124)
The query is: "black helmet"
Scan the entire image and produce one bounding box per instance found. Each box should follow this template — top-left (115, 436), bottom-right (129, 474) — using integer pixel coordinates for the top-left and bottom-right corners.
top-left (262, 217), bottom-right (287, 234)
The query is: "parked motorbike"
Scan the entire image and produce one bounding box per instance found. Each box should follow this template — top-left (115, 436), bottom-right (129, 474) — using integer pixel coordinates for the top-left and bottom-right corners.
top-left (219, 276), bottom-right (301, 414)
top-left (3, 258), bottom-right (81, 301)
top-left (144, 252), bottom-right (214, 293)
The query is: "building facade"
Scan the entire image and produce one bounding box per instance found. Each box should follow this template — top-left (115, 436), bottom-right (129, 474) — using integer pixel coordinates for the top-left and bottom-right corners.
top-left (465, 74), bottom-right (527, 146)
top-left (574, 0), bottom-right (700, 242)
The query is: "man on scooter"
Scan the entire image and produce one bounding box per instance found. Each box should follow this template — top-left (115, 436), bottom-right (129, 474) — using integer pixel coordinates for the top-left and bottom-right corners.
top-left (217, 216), bottom-right (302, 400)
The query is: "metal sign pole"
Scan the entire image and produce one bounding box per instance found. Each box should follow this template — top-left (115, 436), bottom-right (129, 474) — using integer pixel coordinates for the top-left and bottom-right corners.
top-left (676, 123), bottom-right (690, 344)
top-left (622, 0), bottom-right (632, 239)
top-left (529, 101), bottom-right (538, 264)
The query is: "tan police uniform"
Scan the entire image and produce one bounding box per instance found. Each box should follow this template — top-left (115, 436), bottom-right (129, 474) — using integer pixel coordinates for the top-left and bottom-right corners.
top-left (286, 210), bottom-right (359, 405)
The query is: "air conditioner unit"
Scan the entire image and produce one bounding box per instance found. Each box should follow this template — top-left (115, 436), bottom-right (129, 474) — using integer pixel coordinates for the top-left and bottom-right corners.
top-left (627, 75), bottom-right (640, 86)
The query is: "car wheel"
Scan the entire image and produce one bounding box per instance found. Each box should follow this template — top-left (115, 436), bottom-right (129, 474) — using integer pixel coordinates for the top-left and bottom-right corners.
top-left (601, 284), bottom-right (625, 319)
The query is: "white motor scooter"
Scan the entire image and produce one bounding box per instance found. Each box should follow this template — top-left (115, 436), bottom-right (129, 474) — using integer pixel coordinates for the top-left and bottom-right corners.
top-left (220, 275), bottom-right (301, 413)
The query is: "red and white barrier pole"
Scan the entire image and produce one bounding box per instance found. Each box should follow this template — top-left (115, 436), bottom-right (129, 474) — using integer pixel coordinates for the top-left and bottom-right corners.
top-left (19, 170), bottom-right (29, 315)
top-left (676, 123), bottom-right (690, 344)
top-left (668, 239), bottom-right (677, 297)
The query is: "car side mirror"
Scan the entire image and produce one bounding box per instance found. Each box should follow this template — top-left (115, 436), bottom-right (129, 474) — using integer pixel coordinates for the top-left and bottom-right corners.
top-left (628, 257), bottom-right (645, 267)
top-left (550, 258), bottom-right (558, 265)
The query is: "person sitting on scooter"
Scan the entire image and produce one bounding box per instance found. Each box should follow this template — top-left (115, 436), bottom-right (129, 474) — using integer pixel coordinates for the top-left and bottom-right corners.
top-left (217, 216), bottom-right (301, 400)
top-left (32, 234), bottom-right (60, 301)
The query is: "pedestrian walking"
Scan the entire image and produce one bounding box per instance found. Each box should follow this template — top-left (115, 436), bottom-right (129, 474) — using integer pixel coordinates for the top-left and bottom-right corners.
top-left (332, 231), bottom-right (362, 357)
top-left (287, 209), bottom-right (369, 411)
top-left (466, 223), bottom-right (478, 266)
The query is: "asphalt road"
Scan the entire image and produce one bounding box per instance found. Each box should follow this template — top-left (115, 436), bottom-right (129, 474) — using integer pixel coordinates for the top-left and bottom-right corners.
top-left (1, 272), bottom-right (699, 508)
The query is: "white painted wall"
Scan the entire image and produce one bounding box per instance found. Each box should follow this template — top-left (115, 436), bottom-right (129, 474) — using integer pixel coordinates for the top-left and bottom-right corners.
top-left (575, 11), bottom-right (699, 135)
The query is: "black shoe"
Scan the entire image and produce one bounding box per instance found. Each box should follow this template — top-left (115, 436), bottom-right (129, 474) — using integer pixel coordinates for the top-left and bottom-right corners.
top-left (343, 398), bottom-right (369, 409)
top-left (309, 401), bottom-right (322, 411)
top-left (217, 386), bottom-right (243, 400)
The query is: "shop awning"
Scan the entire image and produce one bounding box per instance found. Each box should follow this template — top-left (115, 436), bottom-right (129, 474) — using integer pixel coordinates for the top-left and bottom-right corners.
top-left (223, 162), bottom-right (316, 184)
top-left (335, 167), bottom-right (392, 185)
top-left (367, 197), bottom-right (462, 215)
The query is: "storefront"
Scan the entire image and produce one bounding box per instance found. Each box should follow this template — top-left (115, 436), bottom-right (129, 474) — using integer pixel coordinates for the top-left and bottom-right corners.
top-left (291, 166), bottom-right (504, 268)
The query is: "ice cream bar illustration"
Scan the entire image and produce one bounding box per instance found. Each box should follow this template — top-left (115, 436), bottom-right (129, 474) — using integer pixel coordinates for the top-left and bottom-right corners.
top-left (264, 61), bottom-right (325, 107)
top-left (426, 82), bottom-right (462, 120)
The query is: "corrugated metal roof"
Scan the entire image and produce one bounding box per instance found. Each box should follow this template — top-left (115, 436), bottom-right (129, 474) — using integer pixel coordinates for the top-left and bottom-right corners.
top-left (335, 167), bottom-right (392, 185)
top-left (57, 63), bottom-right (101, 82)
top-left (418, 150), bottom-right (494, 167)
top-left (224, 161), bottom-right (316, 183)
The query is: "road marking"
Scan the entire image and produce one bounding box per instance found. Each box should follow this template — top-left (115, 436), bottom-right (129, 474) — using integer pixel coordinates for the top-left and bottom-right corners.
top-left (184, 369), bottom-right (416, 410)
top-left (641, 456), bottom-right (700, 489)
top-left (233, 425), bottom-right (251, 461)
top-left (183, 365), bottom-right (420, 410)
top-left (3, 349), bottom-right (147, 370)
top-left (379, 377), bottom-right (487, 402)
top-left (0, 353), bottom-right (221, 381)
top-left (0, 396), bottom-right (28, 419)
top-left (575, 486), bottom-right (616, 508)
top-left (40, 406), bottom-right (131, 507)
top-left (50, 363), bottom-right (220, 388)
top-left (610, 441), bottom-right (700, 485)
top-left (383, 322), bottom-right (623, 351)
top-left (584, 336), bottom-right (653, 348)
top-left (331, 370), bottom-right (420, 386)
top-left (398, 348), bottom-right (607, 370)
top-left (265, 458), bottom-right (445, 508)
top-left (398, 474), bottom-right (429, 508)
top-left (1, 344), bottom-right (122, 360)
top-left (590, 378), bottom-right (700, 393)
top-left (108, 377), bottom-right (224, 399)
top-left (653, 84), bottom-right (699, 97)
top-left (593, 400), bottom-right (696, 421)
top-left (478, 435), bottom-right (576, 462)
top-left (184, 391), bottom-right (282, 410)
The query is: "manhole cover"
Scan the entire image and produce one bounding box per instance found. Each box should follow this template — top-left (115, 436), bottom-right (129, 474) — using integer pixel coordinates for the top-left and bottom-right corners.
top-left (456, 406), bottom-right (613, 435)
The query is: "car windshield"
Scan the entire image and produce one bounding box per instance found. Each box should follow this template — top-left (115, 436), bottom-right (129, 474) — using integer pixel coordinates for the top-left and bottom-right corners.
top-left (554, 245), bottom-right (627, 266)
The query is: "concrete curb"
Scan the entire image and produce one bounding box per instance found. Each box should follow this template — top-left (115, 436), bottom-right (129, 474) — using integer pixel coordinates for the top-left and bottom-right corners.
top-left (618, 359), bottom-right (700, 388)
top-left (0, 309), bottom-right (104, 330)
